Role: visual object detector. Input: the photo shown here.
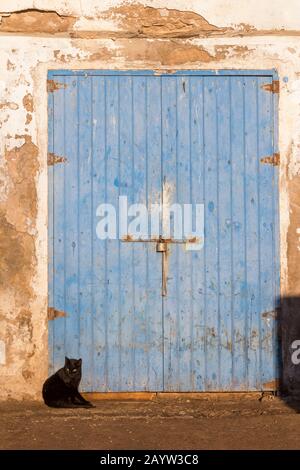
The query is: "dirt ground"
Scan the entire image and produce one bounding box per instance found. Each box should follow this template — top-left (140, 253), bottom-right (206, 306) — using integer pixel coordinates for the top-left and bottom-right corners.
top-left (1, 394), bottom-right (300, 450)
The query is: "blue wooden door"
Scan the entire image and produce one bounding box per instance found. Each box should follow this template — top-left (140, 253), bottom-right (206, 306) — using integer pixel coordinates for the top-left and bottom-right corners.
top-left (48, 70), bottom-right (279, 392)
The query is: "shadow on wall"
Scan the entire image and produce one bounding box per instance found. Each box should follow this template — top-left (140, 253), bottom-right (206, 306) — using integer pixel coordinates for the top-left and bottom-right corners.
top-left (279, 295), bottom-right (300, 412)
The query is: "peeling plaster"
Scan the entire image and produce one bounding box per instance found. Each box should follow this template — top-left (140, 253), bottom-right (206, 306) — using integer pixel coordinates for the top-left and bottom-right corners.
top-left (1, 0), bottom-right (300, 31)
top-left (1, 3), bottom-right (300, 39)
top-left (99, 3), bottom-right (223, 38)
top-left (22, 92), bottom-right (33, 112)
top-left (0, 101), bottom-right (19, 110)
top-left (0, 9), bottom-right (76, 34)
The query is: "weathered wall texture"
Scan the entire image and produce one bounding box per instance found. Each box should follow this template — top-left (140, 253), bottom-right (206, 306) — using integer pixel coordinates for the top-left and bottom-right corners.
top-left (2, 0), bottom-right (300, 31)
top-left (0, 0), bottom-right (300, 399)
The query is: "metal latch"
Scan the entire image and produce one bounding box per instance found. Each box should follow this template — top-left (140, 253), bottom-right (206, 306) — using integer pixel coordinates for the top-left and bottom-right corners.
top-left (156, 242), bottom-right (167, 252)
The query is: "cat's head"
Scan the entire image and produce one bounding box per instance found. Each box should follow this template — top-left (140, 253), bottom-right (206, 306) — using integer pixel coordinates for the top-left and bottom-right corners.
top-left (64, 357), bottom-right (82, 379)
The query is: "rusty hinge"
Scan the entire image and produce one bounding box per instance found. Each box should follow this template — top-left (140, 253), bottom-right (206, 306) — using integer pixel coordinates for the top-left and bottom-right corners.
top-left (261, 80), bottom-right (279, 94)
top-left (47, 79), bottom-right (67, 93)
top-left (48, 307), bottom-right (66, 320)
top-left (260, 152), bottom-right (280, 166)
top-left (47, 152), bottom-right (67, 166)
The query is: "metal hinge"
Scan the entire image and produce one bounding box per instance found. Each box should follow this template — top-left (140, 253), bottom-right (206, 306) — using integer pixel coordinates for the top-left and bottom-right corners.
top-left (47, 152), bottom-right (67, 166)
top-left (47, 79), bottom-right (67, 93)
top-left (261, 80), bottom-right (279, 94)
top-left (48, 307), bottom-right (66, 320)
top-left (260, 153), bottom-right (280, 166)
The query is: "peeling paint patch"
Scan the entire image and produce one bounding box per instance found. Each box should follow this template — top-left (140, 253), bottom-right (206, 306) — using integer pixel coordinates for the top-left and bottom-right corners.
top-left (0, 129), bottom-right (39, 393)
top-left (22, 368), bottom-right (34, 380)
top-left (47, 307), bottom-right (67, 321)
top-left (94, 40), bottom-right (258, 66)
top-left (53, 49), bottom-right (81, 63)
top-left (119, 39), bottom-right (214, 65)
top-left (17, 309), bottom-right (33, 342)
top-left (88, 49), bottom-right (112, 61)
top-left (22, 93), bottom-right (33, 113)
top-left (0, 211), bottom-right (35, 302)
top-left (102, 3), bottom-right (223, 38)
top-left (6, 59), bottom-right (15, 71)
top-left (214, 45), bottom-right (252, 59)
top-left (235, 22), bottom-right (257, 33)
top-left (0, 101), bottom-right (19, 110)
top-left (0, 9), bottom-right (76, 34)
top-left (25, 113), bottom-right (32, 125)
top-left (4, 135), bottom-right (39, 232)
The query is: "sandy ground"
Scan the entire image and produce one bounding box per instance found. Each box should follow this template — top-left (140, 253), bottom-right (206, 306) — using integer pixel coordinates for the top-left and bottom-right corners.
top-left (1, 395), bottom-right (300, 450)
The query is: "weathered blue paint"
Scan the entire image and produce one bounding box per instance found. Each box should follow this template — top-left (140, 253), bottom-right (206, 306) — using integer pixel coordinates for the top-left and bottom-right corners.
top-left (48, 70), bottom-right (279, 391)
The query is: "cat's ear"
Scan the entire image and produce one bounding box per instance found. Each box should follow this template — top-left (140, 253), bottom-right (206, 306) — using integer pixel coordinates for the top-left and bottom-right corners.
top-left (77, 358), bottom-right (82, 367)
top-left (65, 356), bottom-right (70, 365)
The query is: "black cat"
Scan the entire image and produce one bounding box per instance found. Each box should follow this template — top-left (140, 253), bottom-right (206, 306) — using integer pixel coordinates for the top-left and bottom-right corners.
top-left (42, 357), bottom-right (94, 408)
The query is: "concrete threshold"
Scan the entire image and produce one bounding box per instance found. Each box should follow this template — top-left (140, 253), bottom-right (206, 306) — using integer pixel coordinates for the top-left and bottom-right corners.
top-left (82, 391), bottom-right (267, 401)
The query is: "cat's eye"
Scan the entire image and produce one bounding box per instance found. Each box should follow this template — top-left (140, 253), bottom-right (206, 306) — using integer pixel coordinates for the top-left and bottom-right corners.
top-left (73, 368), bottom-right (77, 373)
top-left (66, 368), bottom-right (70, 372)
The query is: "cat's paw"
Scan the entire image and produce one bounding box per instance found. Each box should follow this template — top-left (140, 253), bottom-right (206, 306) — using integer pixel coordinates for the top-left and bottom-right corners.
top-left (85, 401), bottom-right (96, 408)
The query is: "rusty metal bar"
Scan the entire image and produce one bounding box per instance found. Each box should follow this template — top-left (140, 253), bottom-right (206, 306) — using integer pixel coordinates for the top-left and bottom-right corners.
top-left (162, 250), bottom-right (168, 297)
top-left (121, 236), bottom-right (198, 244)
